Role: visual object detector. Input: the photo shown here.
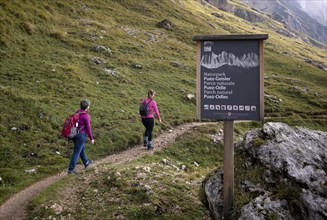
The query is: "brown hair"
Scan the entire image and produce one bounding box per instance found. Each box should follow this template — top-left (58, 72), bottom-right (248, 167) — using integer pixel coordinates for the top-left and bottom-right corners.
top-left (147, 89), bottom-right (155, 99)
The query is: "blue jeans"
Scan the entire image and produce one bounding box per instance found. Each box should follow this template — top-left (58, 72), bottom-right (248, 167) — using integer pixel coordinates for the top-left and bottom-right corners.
top-left (68, 132), bottom-right (88, 172)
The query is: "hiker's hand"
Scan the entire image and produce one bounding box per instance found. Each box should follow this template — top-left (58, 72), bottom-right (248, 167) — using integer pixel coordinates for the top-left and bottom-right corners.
top-left (159, 119), bottom-right (162, 123)
top-left (91, 139), bottom-right (95, 145)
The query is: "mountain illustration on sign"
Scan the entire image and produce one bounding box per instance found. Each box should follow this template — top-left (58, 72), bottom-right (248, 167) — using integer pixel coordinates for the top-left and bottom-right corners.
top-left (200, 51), bottom-right (259, 69)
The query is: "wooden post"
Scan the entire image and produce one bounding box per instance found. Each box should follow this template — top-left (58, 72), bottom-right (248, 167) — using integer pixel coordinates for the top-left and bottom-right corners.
top-left (259, 39), bottom-right (265, 121)
top-left (196, 41), bottom-right (201, 120)
top-left (223, 120), bottom-right (234, 220)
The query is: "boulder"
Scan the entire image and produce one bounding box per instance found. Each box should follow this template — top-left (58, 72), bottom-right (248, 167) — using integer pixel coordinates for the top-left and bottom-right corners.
top-left (202, 122), bottom-right (327, 219)
top-left (156, 19), bottom-right (174, 31)
top-left (201, 169), bottom-right (224, 219)
top-left (241, 122), bottom-right (327, 195)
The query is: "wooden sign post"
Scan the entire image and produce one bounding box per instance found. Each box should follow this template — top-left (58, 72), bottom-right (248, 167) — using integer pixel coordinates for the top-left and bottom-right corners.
top-left (193, 34), bottom-right (268, 219)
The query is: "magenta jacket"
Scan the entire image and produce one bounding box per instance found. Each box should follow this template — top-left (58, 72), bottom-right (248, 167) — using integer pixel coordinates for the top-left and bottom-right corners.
top-left (77, 109), bottom-right (94, 140)
top-left (141, 98), bottom-right (161, 120)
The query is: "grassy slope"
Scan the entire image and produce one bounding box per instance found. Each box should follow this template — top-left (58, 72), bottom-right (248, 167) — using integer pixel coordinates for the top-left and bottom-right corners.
top-left (0, 0), bottom-right (326, 206)
top-left (28, 124), bottom-right (224, 219)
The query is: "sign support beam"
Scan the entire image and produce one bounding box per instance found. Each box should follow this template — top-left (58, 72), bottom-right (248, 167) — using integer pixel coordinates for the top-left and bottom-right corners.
top-left (223, 120), bottom-right (234, 220)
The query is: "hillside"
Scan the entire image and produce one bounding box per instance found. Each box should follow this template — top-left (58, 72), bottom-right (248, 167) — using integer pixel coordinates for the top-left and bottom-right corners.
top-left (0, 0), bottom-right (326, 217)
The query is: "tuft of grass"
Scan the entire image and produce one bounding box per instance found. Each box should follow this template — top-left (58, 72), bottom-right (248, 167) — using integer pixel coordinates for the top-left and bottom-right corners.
top-left (272, 182), bottom-right (303, 214)
top-left (22, 21), bottom-right (35, 34)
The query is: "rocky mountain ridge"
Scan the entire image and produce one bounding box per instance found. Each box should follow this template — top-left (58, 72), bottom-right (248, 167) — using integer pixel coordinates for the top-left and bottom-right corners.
top-left (205, 0), bottom-right (327, 47)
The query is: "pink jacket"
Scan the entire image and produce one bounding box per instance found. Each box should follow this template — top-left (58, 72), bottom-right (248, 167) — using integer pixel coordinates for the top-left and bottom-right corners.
top-left (141, 98), bottom-right (161, 120)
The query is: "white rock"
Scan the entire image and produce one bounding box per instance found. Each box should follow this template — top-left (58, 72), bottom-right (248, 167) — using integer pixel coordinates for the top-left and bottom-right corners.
top-left (180, 165), bottom-right (187, 171)
top-left (186, 94), bottom-right (195, 100)
top-left (25, 169), bottom-right (36, 174)
top-left (50, 203), bottom-right (63, 215)
top-left (143, 166), bottom-right (151, 172)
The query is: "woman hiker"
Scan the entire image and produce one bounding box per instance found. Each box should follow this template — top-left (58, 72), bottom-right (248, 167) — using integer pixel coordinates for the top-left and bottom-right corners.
top-left (68, 99), bottom-right (95, 174)
top-left (140, 89), bottom-right (162, 150)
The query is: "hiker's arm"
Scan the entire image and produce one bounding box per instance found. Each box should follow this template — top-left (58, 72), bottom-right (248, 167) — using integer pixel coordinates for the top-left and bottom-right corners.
top-left (153, 101), bottom-right (161, 122)
top-left (85, 114), bottom-right (94, 141)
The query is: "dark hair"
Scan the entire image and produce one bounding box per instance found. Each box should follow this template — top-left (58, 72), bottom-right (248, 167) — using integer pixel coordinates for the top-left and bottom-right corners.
top-left (80, 99), bottom-right (90, 110)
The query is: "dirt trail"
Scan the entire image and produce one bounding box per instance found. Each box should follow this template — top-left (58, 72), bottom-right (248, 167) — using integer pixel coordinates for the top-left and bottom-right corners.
top-left (0, 122), bottom-right (218, 220)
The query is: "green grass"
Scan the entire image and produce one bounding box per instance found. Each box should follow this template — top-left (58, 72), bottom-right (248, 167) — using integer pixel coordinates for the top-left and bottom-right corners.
top-left (1, 0), bottom-right (326, 207)
top-left (28, 123), bottom-right (224, 219)
top-left (26, 119), bottom-right (317, 219)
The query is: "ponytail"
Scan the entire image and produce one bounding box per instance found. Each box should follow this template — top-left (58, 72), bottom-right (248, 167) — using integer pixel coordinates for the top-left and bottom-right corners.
top-left (147, 89), bottom-right (155, 99)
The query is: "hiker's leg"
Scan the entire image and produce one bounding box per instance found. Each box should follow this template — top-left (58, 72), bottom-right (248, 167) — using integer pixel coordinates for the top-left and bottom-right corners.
top-left (143, 136), bottom-right (148, 147)
top-left (78, 133), bottom-right (88, 166)
top-left (146, 118), bottom-right (155, 149)
top-left (142, 118), bottom-right (149, 137)
top-left (79, 143), bottom-right (88, 166)
top-left (142, 118), bottom-right (150, 147)
top-left (68, 133), bottom-right (86, 172)
top-left (147, 118), bottom-right (155, 142)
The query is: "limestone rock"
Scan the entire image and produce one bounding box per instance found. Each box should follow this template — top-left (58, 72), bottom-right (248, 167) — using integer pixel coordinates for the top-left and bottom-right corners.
top-left (202, 122), bottom-right (327, 219)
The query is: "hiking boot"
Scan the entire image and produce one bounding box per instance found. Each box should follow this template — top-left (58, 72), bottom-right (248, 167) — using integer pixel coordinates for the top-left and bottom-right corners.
top-left (85, 160), bottom-right (93, 169)
top-left (143, 136), bottom-right (148, 147)
top-left (68, 170), bottom-right (79, 175)
top-left (147, 141), bottom-right (154, 150)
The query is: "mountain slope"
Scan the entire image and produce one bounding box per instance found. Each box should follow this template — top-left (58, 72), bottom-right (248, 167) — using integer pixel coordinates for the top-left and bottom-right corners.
top-left (0, 0), bottom-right (326, 206)
top-left (238, 0), bottom-right (327, 45)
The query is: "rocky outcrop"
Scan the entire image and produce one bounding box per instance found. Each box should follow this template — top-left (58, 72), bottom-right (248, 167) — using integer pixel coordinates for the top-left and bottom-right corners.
top-left (242, 123), bottom-right (327, 195)
top-left (156, 19), bottom-right (174, 31)
top-left (202, 122), bottom-right (327, 219)
top-left (234, 7), bottom-right (265, 22)
top-left (304, 58), bottom-right (327, 71)
top-left (205, 0), bottom-right (234, 12)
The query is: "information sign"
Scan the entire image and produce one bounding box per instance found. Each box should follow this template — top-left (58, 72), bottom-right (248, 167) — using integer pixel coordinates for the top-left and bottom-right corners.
top-left (193, 35), bottom-right (268, 121)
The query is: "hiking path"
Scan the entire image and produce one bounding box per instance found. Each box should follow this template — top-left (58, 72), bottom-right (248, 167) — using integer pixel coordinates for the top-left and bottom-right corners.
top-left (0, 122), bottom-right (217, 220)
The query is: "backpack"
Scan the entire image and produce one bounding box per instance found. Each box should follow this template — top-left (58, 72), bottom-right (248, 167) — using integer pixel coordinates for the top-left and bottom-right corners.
top-left (139, 100), bottom-right (152, 116)
top-left (61, 111), bottom-right (85, 139)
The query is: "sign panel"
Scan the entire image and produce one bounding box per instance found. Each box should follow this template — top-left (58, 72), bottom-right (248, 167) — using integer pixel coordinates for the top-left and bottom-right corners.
top-left (194, 35), bottom-right (268, 121)
top-left (200, 40), bottom-right (260, 120)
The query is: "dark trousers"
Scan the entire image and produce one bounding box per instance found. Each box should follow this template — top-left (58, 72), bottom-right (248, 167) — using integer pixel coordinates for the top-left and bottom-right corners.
top-left (142, 117), bottom-right (154, 141)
